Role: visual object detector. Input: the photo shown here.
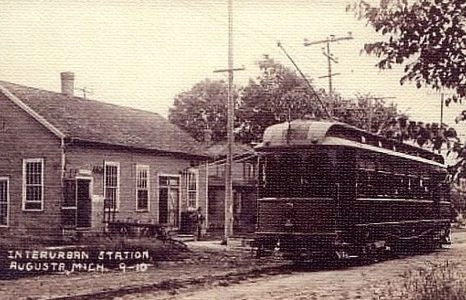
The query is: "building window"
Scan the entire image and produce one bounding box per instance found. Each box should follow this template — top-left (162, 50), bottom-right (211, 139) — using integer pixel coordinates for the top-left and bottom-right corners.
top-left (187, 170), bottom-right (198, 209)
top-left (243, 162), bottom-right (255, 180)
top-left (0, 177), bottom-right (9, 226)
top-left (215, 165), bottom-right (224, 178)
top-left (104, 162), bottom-right (120, 210)
top-left (136, 165), bottom-right (149, 211)
top-left (23, 158), bottom-right (44, 211)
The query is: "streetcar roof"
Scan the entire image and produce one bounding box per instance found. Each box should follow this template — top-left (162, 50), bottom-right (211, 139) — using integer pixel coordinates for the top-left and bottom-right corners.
top-left (255, 119), bottom-right (445, 166)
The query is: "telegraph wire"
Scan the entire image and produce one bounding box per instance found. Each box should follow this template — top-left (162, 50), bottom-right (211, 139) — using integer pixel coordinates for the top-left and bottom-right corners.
top-left (176, 0), bottom-right (320, 72)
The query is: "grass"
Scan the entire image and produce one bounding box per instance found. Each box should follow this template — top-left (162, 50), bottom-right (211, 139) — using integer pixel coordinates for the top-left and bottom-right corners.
top-left (372, 261), bottom-right (466, 300)
top-left (74, 235), bottom-right (191, 262)
top-left (0, 235), bottom-right (64, 248)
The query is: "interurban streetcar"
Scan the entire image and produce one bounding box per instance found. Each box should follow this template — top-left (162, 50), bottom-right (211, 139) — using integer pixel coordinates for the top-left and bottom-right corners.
top-left (254, 120), bottom-right (452, 261)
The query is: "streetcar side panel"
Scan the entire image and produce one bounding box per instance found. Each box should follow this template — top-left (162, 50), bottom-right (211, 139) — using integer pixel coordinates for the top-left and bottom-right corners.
top-left (351, 149), bottom-right (451, 249)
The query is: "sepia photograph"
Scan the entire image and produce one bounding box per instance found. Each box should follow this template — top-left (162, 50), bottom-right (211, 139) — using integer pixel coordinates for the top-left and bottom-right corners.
top-left (0, 0), bottom-right (466, 299)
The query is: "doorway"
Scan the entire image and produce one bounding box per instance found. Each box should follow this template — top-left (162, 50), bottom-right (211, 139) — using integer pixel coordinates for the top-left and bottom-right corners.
top-left (63, 178), bottom-right (92, 228)
top-left (76, 179), bottom-right (91, 228)
top-left (158, 175), bottom-right (180, 228)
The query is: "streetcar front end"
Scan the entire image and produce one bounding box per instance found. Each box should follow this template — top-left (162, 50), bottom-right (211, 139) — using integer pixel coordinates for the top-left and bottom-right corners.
top-left (254, 146), bottom-right (347, 260)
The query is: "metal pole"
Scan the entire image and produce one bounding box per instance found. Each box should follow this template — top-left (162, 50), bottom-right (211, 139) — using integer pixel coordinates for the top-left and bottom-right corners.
top-left (224, 0), bottom-right (234, 244)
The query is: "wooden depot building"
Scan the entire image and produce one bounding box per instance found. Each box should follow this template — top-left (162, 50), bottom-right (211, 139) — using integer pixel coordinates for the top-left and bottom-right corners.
top-left (0, 72), bottom-right (208, 239)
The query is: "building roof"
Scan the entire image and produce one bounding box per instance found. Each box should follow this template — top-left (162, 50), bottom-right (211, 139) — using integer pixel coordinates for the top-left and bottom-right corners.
top-left (0, 80), bottom-right (207, 158)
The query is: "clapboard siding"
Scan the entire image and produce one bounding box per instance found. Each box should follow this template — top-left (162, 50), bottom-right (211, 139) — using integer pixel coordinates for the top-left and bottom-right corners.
top-left (0, 92), bottom-right (63, 237)
top-left (65, 145), bottom-right (207, 232)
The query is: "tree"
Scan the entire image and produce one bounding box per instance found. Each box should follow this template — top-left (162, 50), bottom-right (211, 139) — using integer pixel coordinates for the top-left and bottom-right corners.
top-left (168, 79), bottom-right (237, 142)
top-left (348, 0), bottom-right (466, 200)
top-left (235, 57), bottom-right (408, 143)
top-left (169, 57), bottom-right (453, 149)
top-left (333, 93), bottom-right (399, 133)
top-left (348, 0), bottom-right (466, 104)
top-left (236, 57), bottom-right (331, 143)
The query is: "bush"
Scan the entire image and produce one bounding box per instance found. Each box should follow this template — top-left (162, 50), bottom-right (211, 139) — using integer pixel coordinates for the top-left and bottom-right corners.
top-left (372, 261), bottom-right (466, 300)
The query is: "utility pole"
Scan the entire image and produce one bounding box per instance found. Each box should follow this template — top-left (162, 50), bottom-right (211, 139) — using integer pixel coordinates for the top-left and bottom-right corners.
top-left (322, 41), bottom-right (337, 96)
top-left (304, 33), bottom-right (353, 97)
top-left (213, 0), bottom-right (244, 246)
top-left (440, 92), bottom-right (444, 127)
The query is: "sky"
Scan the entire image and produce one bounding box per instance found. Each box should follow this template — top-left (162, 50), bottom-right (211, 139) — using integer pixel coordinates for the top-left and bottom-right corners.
top-left (0, 0), bottom-right (464, 135)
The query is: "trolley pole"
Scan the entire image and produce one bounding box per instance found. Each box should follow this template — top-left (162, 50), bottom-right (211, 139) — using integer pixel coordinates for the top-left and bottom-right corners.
top-left (214, 0), bottom-right (244, 245)
top-left (277, 41), bottom-right (332, 120)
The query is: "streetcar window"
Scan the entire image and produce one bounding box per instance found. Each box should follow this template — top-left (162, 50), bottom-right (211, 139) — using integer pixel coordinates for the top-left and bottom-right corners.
top-left (355, 151), bottom-right (439, 200)
top-left (302, 151), bottom-right (333, 197)
top-left (280, 153), bottom-right (304, 197)
top-left (410, 176), bottom-right (423, 199)
top-left (376, 171), bottom-right (391, 197)
top-left (357, 170), bottom-right (376, 197)
top-left (439, 183), bottom-right (450, 202)
top-left (393, 174), bottom-right (406, 198)
top-left (420, 177), bottom-right (432, 199)
top-left (258, 150), bottom-right (334, 198)
top-left (260, 152), bottom-right (302, 198)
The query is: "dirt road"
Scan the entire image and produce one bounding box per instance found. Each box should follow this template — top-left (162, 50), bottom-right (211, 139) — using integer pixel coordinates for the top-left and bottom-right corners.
top-left (122, 231), bottom-right (466, 300)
